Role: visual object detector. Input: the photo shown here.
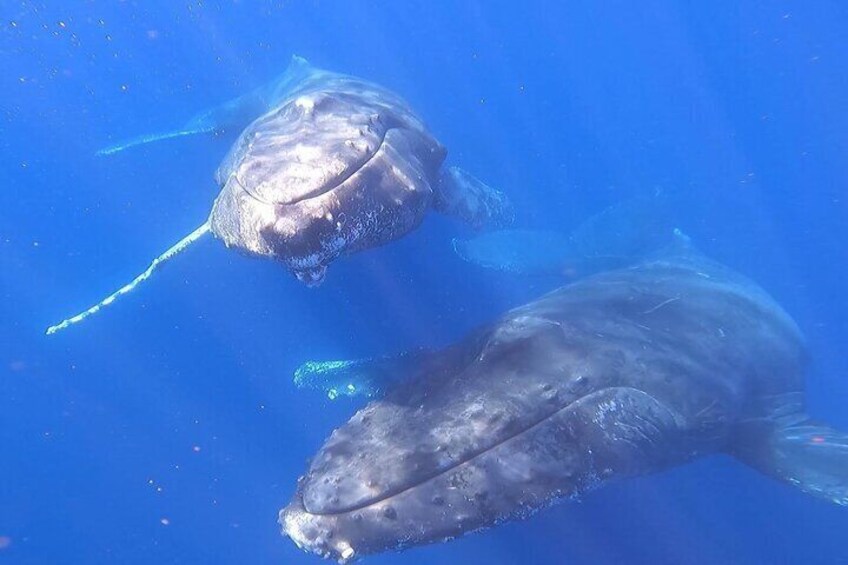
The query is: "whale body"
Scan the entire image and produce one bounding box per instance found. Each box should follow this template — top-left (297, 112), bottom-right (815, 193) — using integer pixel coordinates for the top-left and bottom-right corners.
top-left (281, 242), bottom-right (847, 562)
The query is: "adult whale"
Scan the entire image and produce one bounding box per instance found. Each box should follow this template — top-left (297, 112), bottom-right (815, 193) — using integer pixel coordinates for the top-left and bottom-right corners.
top-left (47, 56), bottom-right (511, 334)
top-left (281, 234), bottom-right (847, 562)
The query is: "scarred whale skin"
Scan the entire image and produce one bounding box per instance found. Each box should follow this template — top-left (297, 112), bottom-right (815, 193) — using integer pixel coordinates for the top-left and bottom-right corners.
top-left (280, 246), bottom-right (847, 562)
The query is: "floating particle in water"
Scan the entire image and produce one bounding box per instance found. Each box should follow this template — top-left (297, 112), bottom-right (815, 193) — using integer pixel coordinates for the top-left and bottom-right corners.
top-left (147, 29), bottom-right (159, 40)
top-left (120, 84), bottom-right (128, 92)
top-left (160, 518), bottom-right (170, 526)
top-left (9, 21), bottom-right (17, 28)
top-left (192, 445), bottom-right (201, 453)
top-left (57, 21), bottom-right (66, 28)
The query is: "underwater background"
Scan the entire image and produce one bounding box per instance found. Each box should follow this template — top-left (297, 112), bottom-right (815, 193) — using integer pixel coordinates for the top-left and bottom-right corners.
top-left (2, 1), bottom-right (847, 563)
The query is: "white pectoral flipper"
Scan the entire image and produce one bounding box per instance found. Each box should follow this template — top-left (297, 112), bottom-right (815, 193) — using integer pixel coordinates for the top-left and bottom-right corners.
top-left (293, 348), bottom-right (439, 400)
top-left (45, 221), bottom-right (210, 335)
top-left (734, 417), bottom-right (848, 507)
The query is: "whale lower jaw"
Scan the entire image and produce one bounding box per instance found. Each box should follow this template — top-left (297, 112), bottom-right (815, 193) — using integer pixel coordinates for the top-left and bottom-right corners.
top-left (280, 502), bottom-right (355, 563)
top-left (279, 486), bottom-right (486, 565)
top-left (279, 473), bottom-right (583, 565)
top-left (279, 478), bottom-right (439, 564)
top-left (278, 453), bottom-right (511, 564)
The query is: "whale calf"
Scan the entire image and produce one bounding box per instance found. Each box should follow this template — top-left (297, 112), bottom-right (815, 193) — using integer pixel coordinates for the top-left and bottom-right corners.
top-left (47, 56), bottom-right (511, 334)
top-left (282, 237), bottom-right (847, 562)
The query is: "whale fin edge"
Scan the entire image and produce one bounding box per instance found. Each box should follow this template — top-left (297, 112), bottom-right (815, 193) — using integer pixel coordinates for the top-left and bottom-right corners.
top-left (734, 418), bottom-right (848, 507)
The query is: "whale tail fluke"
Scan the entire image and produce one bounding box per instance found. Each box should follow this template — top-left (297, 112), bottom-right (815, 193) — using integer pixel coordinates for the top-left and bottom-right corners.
top-left (734, 418), bottom-right (848, 507)
top-left (45, 221), bottom-right (211, 335)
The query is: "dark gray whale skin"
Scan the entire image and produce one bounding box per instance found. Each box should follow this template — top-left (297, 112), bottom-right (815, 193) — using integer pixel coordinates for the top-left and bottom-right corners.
top-left (280, 246), bottom-right (848, 562)
top-left (208, 58), bottom-right (511, 285)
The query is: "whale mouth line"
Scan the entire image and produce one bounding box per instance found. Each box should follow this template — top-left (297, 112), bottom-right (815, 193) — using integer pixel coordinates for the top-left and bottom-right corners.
top-left (233, 127), bottom-right (396, 208)
top-left (231, 173), bottom-right (273, 205)
top-left (301, 386), bottom-right (628, 517)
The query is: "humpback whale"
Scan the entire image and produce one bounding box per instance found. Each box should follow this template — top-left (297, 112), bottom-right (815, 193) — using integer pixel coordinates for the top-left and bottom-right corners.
top-left (281, 235), bottom-right (847, 562)
top-left (47, 57), bottom-right (511, 334)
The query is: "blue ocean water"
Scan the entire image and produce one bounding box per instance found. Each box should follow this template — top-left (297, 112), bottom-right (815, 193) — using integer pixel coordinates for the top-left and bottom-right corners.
top-left (2, 1), bottom-right (847, 563)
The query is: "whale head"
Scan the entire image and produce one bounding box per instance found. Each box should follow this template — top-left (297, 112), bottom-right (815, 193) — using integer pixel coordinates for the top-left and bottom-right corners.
top-left (208, 69), bottom-right (445, 286)
top-left (278, 313), bottom-right (646, 561)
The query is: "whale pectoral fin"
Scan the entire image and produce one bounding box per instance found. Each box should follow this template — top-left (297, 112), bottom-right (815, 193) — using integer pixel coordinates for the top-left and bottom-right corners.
top-left (45, 221), bottom-right (211, 335)
top-left (573, 387), bottom-right (691, 477)
top-left (293, 348), bottom-right (439, 400)
top-left (95, 125), bottom-right (217, 157)
top-left (734, 419), bottom-right (848, 506)
top-left (434, 167), bottom-right (514, 230)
